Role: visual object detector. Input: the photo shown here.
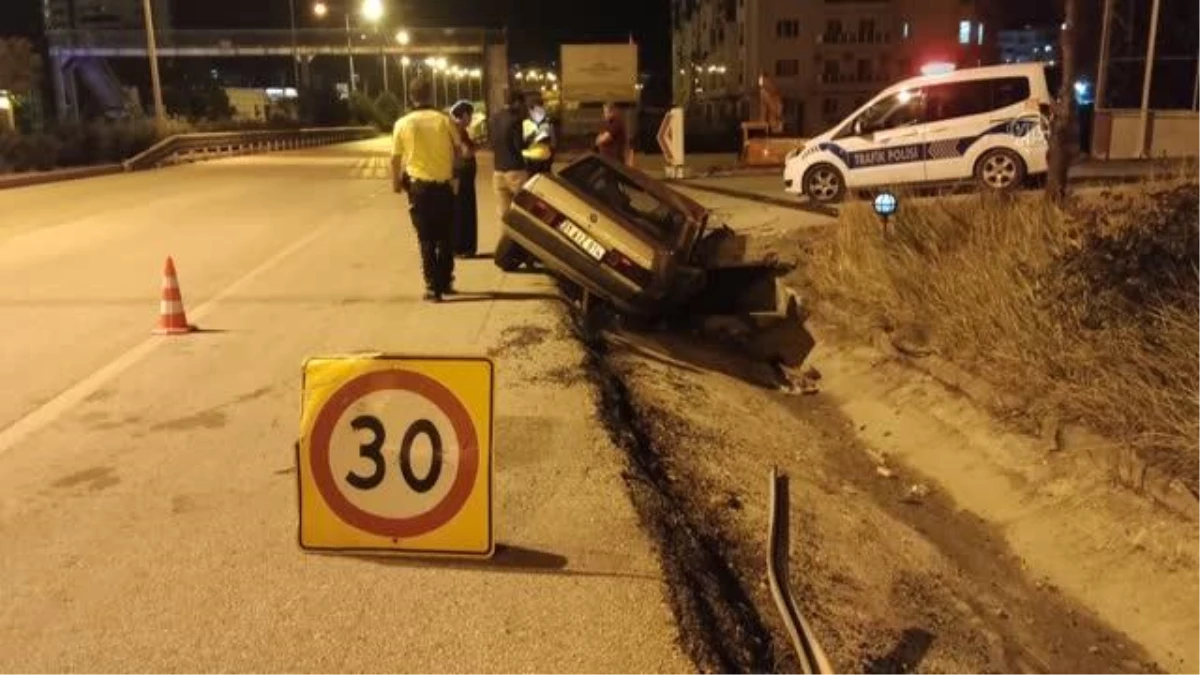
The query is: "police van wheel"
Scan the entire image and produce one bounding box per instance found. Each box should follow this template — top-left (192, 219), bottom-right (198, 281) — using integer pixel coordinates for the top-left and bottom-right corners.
top-left (494, 234), bottom-right (532, 272)
top-left (975, 149), bottom-right (1026, 193)
top-left (803, 164), bottom-right (845, 203)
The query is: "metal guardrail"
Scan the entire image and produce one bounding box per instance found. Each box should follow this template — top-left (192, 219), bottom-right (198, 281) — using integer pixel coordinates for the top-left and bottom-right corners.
top-left (123, 126), bottom-right (379, 170)
top-left (768, 468), bottom-right (833, 674)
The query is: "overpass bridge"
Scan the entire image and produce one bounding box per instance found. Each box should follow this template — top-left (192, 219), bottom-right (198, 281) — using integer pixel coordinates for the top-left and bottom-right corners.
top-left (45, 28), bottom-right (508, 119)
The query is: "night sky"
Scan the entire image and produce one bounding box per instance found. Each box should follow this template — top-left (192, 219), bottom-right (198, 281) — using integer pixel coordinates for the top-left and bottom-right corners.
top-left (1, 0), bottom-right (1071, 69)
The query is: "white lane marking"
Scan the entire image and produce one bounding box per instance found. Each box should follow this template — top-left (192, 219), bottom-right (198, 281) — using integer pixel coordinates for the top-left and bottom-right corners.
top-left (0, 221), bottom-right (337, 456)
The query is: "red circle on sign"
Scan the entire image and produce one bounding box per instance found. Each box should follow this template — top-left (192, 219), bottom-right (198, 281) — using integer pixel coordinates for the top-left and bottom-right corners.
top-left (309, 369), bottom-right (479, 539)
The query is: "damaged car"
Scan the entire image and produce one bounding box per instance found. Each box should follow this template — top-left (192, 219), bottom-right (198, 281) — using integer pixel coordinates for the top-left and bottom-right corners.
top-left (495, 154), bottom-right (815, 370)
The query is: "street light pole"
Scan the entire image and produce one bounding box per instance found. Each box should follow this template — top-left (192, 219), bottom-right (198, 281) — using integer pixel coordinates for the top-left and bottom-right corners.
top-left (140, 0), bottom-right (166, 130)
top-left (1094, 0), bottom-right (1114, 110)
top-left (344, 13), bottom-right (356, 94)
top-left (289, 0), bottom-right (300, 89)
top-left (1137, 0), bottom-right (1161, 157)
top-left (400, 56), bottom-right (410, 111)
top-left (380, 32), bottom-right (389, 93)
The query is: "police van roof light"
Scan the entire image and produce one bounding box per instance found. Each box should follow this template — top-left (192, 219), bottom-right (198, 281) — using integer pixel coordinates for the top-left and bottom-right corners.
top-left (920, 62), bottom-right (956, 76)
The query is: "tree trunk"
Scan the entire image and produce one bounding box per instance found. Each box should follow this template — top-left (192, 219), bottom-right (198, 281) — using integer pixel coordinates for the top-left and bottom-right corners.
top-left (1046, 0), bottom-right (1080, 203)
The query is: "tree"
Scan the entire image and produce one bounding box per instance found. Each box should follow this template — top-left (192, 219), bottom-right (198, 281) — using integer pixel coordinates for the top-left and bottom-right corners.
top-left (1046, 0), bottom-right (1080, 203)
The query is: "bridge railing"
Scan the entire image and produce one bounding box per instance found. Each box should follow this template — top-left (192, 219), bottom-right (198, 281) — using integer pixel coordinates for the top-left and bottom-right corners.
top-left (123, 126), bottom-right (380, 170)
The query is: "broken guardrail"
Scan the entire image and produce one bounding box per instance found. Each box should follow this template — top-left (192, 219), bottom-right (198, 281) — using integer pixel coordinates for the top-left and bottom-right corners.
top-left (123, 126), bottom-right (379, 171)
top-left (768, 467), bottom-right (833, 674)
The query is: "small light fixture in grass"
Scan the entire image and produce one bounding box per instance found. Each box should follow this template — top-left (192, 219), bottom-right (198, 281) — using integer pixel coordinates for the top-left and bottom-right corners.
top-left (873, 190), bottom-right (899, 236)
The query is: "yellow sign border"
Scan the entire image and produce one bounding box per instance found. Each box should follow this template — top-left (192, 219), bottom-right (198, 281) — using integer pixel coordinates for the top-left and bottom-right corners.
top-left (296, 353), bottom-right (494, 559)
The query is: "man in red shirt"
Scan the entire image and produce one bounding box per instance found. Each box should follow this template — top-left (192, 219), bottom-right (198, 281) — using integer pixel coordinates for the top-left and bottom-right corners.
top-left (594, 102), bottom-right (628, 164)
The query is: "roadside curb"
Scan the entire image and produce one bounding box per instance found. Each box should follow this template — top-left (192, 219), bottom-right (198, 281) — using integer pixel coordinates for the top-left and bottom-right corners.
top-left (867, 327), bottom-right (1199, 522)
top-left (0, 164), bottom-right (124, 191)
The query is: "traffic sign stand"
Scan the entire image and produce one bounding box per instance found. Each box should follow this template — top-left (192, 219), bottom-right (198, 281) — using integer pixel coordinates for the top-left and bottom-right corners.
top-left (657, 107), bottom-right (686, 179)
top-left (297, 354), bottom-right (494, 558)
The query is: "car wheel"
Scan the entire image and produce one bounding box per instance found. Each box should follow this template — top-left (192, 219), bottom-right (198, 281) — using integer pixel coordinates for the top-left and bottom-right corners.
top-left (494, 234), bottom-right (532, 272)
top-left (975, 149), bottom-right (1026, 193)
top-left (802, 164), bottom-right (845, 203)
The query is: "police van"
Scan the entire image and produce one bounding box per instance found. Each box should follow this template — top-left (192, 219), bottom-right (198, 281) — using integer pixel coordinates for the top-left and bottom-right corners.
top-left (783, 63), bottom-right (1053, 202)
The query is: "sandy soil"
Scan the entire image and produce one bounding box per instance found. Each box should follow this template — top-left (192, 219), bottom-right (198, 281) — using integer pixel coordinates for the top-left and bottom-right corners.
top-left (571, 194), bottom-right (1197, 673)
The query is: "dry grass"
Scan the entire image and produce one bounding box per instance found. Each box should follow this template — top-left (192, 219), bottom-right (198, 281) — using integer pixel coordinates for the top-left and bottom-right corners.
top-left (796, 181), bottom-right (1199, 493)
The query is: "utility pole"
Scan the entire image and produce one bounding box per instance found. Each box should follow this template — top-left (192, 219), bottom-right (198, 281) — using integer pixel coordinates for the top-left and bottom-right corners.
top-left (289, 0), bottom-right (300, 90)
top-left (140, 0), bottom-right (166, 131)
top-left (380, 33), bottom-right (389, 93)
top-left (1137, 0), bottom-right (1162, 157)
top-left (1194, 55), bottom-right (1199, 111)
top-left (1094, 0), bottom-right (1114, 109)
top-left (345, 13), bottom-right (357, 94)
top-left (1045, 0), bottom-right (1079, 202)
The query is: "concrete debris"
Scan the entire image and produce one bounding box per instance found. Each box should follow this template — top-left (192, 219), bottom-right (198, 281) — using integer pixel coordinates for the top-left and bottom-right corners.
top-left (876, 466), bottom-right (895, 479)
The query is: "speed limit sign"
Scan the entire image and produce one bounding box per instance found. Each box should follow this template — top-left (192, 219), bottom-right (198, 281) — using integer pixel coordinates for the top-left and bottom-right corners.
top-left (297, 355), bottom-right (493, 557)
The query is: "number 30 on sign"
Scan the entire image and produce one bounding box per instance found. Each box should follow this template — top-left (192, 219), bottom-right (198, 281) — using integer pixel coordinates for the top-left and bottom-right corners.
top-left (297, 355), bottom-right (493, 557)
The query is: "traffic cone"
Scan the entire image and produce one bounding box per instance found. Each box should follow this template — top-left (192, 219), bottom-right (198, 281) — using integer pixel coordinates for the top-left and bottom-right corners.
top-left (153, 256), bottom-right (194, 335)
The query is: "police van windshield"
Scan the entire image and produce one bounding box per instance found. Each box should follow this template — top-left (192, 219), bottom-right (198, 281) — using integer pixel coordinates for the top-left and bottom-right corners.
top-left (854, 89), bottom-right (925, 134)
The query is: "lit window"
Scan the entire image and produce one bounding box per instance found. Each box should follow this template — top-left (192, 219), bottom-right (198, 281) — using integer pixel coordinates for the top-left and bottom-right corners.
top-left (977, 22), bottom-right (984, 45)
top-left (902, 21), bottom-right (910, 39)
top-left (958, 20), bottom-right (971, 45)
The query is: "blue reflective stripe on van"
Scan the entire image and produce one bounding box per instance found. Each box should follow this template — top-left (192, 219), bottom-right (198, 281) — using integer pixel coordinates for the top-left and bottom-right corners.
top-left (817, 116), bottom-right (1043, 170)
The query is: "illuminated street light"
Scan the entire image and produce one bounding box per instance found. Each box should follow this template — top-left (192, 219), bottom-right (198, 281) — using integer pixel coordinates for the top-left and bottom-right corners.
top-left (395, 29), bottom-right (410, 45)
top-left (546, 72), bottom-right (557, 82)
top-left (312, 1), bottom-right (328, 17)
top-left (361, 0), bottom-right (384, 22)
top-left (401, 55), bottom-right (411, 66)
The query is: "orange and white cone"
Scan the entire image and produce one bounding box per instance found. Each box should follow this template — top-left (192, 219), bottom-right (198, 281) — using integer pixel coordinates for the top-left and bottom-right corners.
top-left (153, 256), bottom-right (194, 335)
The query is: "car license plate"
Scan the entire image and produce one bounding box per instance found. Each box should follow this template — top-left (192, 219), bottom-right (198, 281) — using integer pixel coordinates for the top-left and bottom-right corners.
top-left (557, 220), bottom-right (606, 261)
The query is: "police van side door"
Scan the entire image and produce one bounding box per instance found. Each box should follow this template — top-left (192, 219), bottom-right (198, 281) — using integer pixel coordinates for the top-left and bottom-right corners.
top-left (833, 89), bottom-right (930, 187)
top-left (922, 77), bottom-right (1032, 182)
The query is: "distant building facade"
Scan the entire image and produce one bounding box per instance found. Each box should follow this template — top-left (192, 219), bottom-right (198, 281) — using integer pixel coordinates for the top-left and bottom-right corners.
top-left (43, 0), bottom-right (171, 31)
top-left (998, 26), bottom-right (1060, 65)
top-left (671, 0), bottom-right (996, 136)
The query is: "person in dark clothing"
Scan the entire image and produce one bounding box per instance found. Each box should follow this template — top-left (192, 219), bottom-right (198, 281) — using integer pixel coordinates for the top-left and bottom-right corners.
top-left (391, 77), bottom-right (462, 301)
top-left (488, 92), bottom-right (530, 225)
top-left (595, 102), bottom-right (629, 164)
top-left (450, 100), bottom-right (478, 258)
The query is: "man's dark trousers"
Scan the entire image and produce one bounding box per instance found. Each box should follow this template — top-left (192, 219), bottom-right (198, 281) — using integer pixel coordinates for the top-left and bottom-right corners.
top-left (408, 179), bottom-right (456, 294)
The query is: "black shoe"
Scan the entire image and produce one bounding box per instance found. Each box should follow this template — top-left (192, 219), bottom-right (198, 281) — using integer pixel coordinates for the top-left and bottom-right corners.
top-left (422, 289), bottom-right (442, 302)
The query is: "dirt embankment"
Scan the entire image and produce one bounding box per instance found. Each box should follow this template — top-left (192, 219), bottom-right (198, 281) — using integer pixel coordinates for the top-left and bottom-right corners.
top-left (588, 324), bottom-right (1172, 673)
top-left (570, 182), bottom-right (1198, 673)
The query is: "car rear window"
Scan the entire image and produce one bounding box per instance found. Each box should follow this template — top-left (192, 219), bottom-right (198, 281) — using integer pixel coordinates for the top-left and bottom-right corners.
top-left (560, 158), bottom-right (685, 247)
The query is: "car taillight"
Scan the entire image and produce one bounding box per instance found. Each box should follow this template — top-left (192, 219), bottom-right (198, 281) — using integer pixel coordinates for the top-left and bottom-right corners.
top-left (513, 190), bottom-right (563, 227)
top-left (602, 249), bottom-right (654, 287)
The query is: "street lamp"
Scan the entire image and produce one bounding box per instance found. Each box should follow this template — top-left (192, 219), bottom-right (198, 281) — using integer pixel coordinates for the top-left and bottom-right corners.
top-left (395, 29), bottom-right (410, 46)
top-left (140, 0), bottom-right (165, 130)
top-left (358, 0), bottom-right (386, 94)
top-left (313, 1), bottom-right (357, 94)
top-left (360, 0), bottom-right (384, 22)
top-left (400, 55), bottom-right (411, 109)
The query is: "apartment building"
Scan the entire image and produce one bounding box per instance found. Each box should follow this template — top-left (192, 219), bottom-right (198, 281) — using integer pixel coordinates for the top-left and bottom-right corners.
top-left (43, 0), bottom-right (171, 31)
top-left (671, 0), bottom-right (994, 136)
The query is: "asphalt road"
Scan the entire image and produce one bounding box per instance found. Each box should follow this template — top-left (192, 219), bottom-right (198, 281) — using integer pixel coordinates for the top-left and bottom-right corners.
top-left (0, 140), bottom-right (689, 672)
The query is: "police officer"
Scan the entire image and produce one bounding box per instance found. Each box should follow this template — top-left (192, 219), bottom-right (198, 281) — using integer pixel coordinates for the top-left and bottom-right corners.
top-left (392, 76), bottom-right (463, 302)
top-left (522, 95), bottom-right (555, 174)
